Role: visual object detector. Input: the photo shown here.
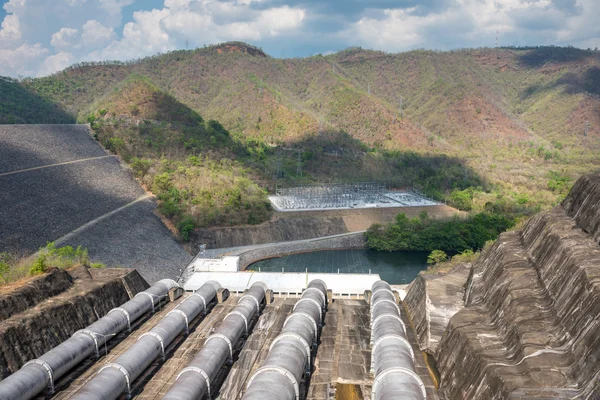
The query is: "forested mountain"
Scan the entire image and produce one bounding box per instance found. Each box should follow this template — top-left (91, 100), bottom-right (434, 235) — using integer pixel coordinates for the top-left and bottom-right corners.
top-left (3, 42), bottom-right (600, 233)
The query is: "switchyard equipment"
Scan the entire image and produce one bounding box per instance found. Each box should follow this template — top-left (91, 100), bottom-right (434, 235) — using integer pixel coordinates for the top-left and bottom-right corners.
top-left (275, 182), bottom-right (388, 210)
top-left (370, 281), bottom-right (426, 400)
top-left (162, 281), bottom-right (269, 400)
top-left (0, 279), bottom-right (180, 400)
top-left (243, 280), bottom-right (328, 400)
top-left (271, 183), bottom-right (438, 211)
top-left (69, 281), bottom-right (221, 400)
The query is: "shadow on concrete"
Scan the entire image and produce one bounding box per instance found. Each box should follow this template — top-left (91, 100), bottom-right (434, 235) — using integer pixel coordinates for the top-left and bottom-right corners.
top-left (0, 138), bottom-right (190, 283)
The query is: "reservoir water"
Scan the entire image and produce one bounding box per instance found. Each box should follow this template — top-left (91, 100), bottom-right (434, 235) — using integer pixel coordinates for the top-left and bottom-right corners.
top-left (247, 249), bottom-right (428, 285)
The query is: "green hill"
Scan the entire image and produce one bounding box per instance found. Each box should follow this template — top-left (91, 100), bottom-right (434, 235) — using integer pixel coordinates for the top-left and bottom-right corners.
top-left (0, 77), bottom-right (74, 124)
top-left (3, 42), bottom-right (600, 235)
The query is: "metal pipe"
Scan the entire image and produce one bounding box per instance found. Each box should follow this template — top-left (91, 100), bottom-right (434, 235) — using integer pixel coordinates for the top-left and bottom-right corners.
top-left (69, 281), bottom-right (221, 400)
top-left (243, 280), bottom-right (327, 400)
top-left (0, 279), bottom-right (180, 400)
top-left (370, 280), bottom-right (426, 400)
top-left (162, 282), bottom-right (268, 400)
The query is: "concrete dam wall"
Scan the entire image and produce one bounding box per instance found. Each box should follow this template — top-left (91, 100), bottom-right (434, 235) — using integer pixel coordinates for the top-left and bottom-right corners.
top-left (405, 172), bottom-right (600, 399)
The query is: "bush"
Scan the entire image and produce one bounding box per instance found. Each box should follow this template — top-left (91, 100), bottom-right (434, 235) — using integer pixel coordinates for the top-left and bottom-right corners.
top-left (160, 199), bottom-right (181, 218)
top-left (131, 158), bottom-right (152, 177)
top-left (154, 172), bottom-right (172, 193)
top-left (105, 137), bottom-right (125, 153)
top-left (424, 248), bottom-right (480, 274)
top-left (29, 255), bottom-right (47, 275)
top-left (178, 217), bottom-right (195, 241)
top-left (547, 171), bottom-right (570, 192)
top-left (0, 253), bottom-right (10, 282)
top-left (448, 188), bottom-right (473, 211)
top-left (427, 250), bottom-right (448, 265)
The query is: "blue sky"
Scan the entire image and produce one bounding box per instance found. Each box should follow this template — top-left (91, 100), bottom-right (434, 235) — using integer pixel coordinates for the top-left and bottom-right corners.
top-left (1, 0), bottom-right (599, 77)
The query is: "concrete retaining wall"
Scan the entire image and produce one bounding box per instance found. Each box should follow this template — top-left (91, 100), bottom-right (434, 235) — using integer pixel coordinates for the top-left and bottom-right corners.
top-left (237, 232), bottom-right (366, 270)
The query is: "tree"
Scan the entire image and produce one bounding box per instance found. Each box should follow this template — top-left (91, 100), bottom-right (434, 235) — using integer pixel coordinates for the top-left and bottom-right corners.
top-left (427, 250), bottom-right (448, 265)
top-left (448, 188), bottom-right (473, 211)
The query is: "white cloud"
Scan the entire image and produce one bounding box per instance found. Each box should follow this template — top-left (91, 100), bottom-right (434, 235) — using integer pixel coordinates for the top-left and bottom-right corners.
top-left (0, 42), bottom-right (49, 76)
top-left (348, 7), bottom-right (471, 51)
top-left (92, 8), bottom-right (174, 60)
top-left (0, 14), bottom-right (21, 45)
top-left (163, 0), bottom-right (192, 11)
top-left (344, 0), bottom-right (600, 51)
top-left (81, 20), bottom-right (115, 48)
top-left (93, 2), bottom-right (306, 60)
top-left (257, 6), bottom-right (305, 36)
top-left (236, 0), bottom-right (264, 5)
top-left (0, 0), bottom-right (599, 78)
top-left (38, 51), bottom-right (76, 76)
top-left (3, 0), bottom-right (27, 14)
top-left (97, 0), bottom-right (135, 20)
top-left (50, 27), bottom-right (80, 49)
top-left (0, 0), bottom-right (135, 76)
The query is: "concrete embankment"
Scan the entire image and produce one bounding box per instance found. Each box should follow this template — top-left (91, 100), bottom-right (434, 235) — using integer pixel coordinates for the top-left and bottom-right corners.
top-left (0, 125), bottom-right (191, 284)
top-left (404, 172), bottom-right (600, 399)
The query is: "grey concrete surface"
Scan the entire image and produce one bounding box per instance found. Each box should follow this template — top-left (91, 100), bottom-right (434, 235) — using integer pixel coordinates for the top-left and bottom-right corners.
top-left (60, 199), bottom-right (191, 283)
top-left (0, 124), bottom-right (190, 283)
top-left (0, 156), bottom-right (144, 252)
top-left (0, 125), bottom-right (105, 174)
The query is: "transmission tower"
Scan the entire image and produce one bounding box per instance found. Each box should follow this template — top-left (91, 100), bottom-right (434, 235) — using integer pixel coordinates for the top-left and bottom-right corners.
top-left (584, 120), bottom-right (590, 137)
top-left (368, 82), bottom-right (371, 95)
top-left (399, 95), bottom-right (404, 117)
top-left (275, 152), bottom-right (282, 179)
top-left (185, 39), bottom-right (189, 50)
top-left (296, 151), bottom-right (302, 176)
top-left (495, 30), bottom-right (498, 48)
